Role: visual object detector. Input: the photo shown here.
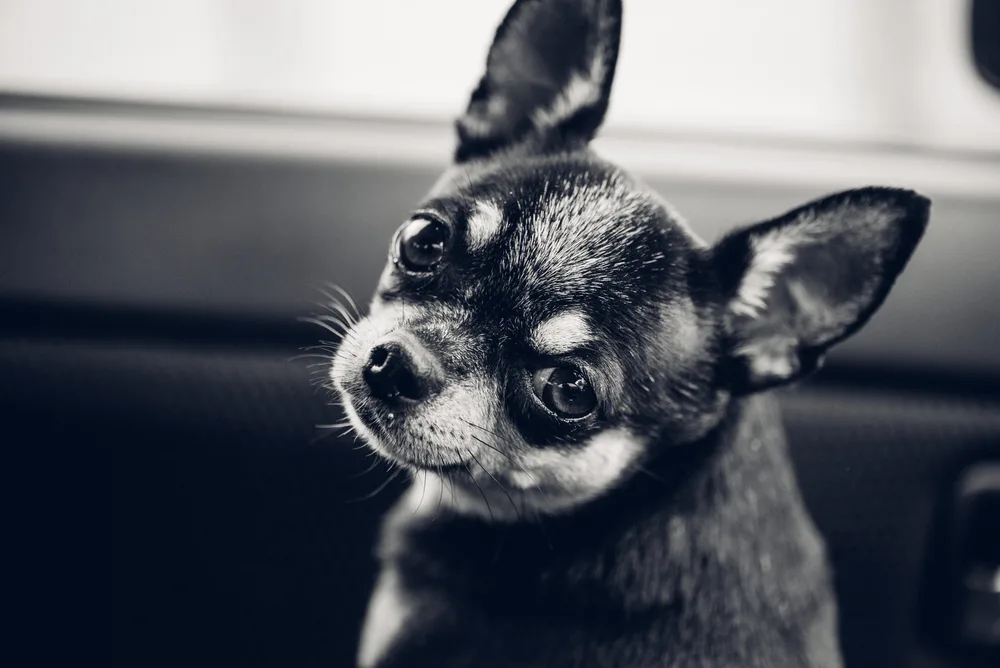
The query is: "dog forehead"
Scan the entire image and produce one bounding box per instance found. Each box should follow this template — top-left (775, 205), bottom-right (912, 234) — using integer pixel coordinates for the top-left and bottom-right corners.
top-left (480, 162), bottom-right (688, 312)
top-left (417, 155), bottom-right (701, 345)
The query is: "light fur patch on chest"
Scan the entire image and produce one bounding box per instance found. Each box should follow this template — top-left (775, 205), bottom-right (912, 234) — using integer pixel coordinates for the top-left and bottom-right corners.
top-left (357, 568), bottom-right (413, 668)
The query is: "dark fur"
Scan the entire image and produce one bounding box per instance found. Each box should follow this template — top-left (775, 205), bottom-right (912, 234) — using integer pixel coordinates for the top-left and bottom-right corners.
top-left (335, 1), bottom-right (930, 666)
top-left (373, 397), bottom-right (838, 668)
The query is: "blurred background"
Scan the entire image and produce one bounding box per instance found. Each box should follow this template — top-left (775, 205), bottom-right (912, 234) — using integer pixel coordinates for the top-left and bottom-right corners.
top-left (1, 1), bottom-right (998, 666)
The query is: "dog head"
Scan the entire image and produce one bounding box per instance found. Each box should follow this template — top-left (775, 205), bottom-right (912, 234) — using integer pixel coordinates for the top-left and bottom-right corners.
top-left (330, 0), bottom-right (929, 519)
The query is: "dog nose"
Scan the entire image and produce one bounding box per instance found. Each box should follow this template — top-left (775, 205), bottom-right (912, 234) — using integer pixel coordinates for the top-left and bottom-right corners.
top-left (363, 341), bottom-right (433, 404)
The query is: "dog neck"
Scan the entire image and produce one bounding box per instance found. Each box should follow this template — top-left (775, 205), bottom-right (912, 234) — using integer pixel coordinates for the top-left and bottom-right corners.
top-left (377, 394), bottom-right (829, 620)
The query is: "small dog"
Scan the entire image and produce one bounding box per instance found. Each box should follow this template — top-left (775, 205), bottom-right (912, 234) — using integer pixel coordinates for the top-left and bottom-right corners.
top-left (329, 1), bottom-right (930, 666)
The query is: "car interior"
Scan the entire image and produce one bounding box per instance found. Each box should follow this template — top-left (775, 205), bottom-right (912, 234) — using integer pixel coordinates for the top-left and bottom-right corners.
top-left (1, 1), bottom-right (998, 666)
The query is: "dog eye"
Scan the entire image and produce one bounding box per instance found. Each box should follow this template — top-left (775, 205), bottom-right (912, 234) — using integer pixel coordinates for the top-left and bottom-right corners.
top-left (397, 217), bottom-right (449, 272)
top-left (532, 366), bottom-right (597, 419)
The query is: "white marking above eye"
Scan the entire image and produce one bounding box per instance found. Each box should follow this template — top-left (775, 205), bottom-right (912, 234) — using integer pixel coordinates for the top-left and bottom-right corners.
top-left (531, 310), bottom-right (592, 356)
top-left (466, 201), bottom-right (503, 250)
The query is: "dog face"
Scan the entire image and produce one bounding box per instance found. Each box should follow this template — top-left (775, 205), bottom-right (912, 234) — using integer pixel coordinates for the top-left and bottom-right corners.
top-left (330, 0), bottom-right (929, 518)
top-left (333, 155), bottom-right (724, 515)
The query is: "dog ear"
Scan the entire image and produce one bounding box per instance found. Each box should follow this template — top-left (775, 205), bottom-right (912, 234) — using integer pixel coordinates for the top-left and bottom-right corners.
top-left (455, 0), bottom-right (622, 162)
top-left (711, 187), bottom-right (930, 394)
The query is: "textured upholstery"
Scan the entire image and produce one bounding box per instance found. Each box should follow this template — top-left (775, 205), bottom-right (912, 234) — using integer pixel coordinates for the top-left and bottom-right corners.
top-left (1, 337), bottom-right (996, 667)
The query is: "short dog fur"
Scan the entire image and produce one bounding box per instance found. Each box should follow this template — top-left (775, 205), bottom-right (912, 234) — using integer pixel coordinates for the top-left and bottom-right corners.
top-left (329, 1), bottom-right (930, 666)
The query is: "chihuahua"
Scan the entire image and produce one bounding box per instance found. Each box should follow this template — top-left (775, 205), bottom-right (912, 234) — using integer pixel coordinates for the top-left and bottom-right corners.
top-left (329, 0), bottom-right (930, 666)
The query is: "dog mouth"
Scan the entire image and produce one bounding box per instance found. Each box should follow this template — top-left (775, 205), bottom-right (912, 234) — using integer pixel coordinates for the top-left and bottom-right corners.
top-left (345, 393), bottom-right (471, 473)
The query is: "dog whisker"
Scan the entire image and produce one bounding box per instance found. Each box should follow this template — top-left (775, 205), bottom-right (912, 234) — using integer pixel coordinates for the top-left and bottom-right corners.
top-left (316, 421), bottom-right (352, 430)
top-left (469, 450), bottom-right (520, 521)
top-left (311, 283), bottom-right (362, 321)
top-left (309, 430), bottom-right (341, 446)
top-left (325, 283), bottom-right (363, 321)
top-left (315, 314), bottom-right (353, 333)
top-left (632, 464), bottom-right (667, 483)
top-left (460, 421), bottom-right (547, 497)
top-left (289, 353), bottom-right (335, 363)
top-left (299, 343), bottom-right (340, 353)
top-left (305, 314), bottom-right (350, 333)
top-left (299, 316), bottom-right (347, 338)
top-left (464, 430), bottom-right (551, 544)
top-left (463, 457), bottom-right (495, 522)
top-left (434, 465), bottom-right (445, 522)
top-left (350, 456), bottom-right (383, 479)
top-left (413, 470), bottom-right (428, 517)
top-left (347, 468), bottom-right (402, 504)
top-left (322, 306), bottom-right (357, 330)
